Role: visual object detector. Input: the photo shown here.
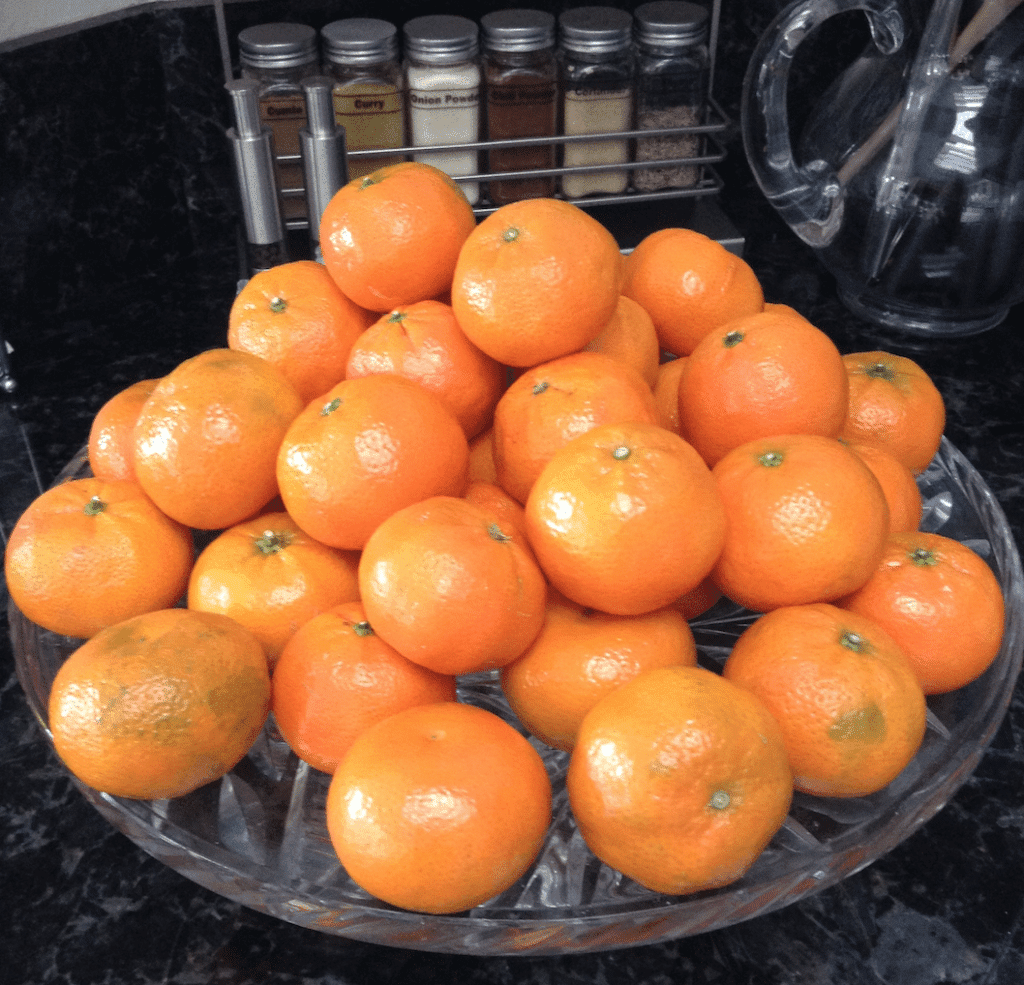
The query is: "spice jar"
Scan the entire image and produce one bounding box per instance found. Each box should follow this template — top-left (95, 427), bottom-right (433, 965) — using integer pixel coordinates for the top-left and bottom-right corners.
top-left (557, 6), bottom-right (635, 199)
top-left (238, 22), bottom-right (320, 225)
top-left (403, 14), bottom-right (482, 205)
top-left (481, 8), bottom-right (558, 206)
top-left (633, 1), bottom-right (709, 192)
top-left (321, 18), bottom-right (406, 181)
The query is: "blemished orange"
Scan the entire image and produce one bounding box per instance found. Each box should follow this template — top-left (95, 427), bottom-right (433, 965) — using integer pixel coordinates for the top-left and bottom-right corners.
top-left (48, 608), bottom-right (271, 800)
top-left (187, 511), bottom-right (361, 668)
top-left (723, 603), bottom-right (927, 798)
top-left (583, 294), bottom-right (661, 388)
top-left (271, 600), bottom-right (457, 774)
top-left (344, 299), bottom-right (504, 439)
top-left (4, 477), bottom-right (194, 640)
top-left (840, 351), bottom-right (946, 475)
top-left (319, 161), bottom-right (476, 312)
top-left (566, 665), bottom-right (793, 896)
top-left (492, 351), bottom-right (661, 504)
top-left (677, 307), bottom-right (850, 467)
top-left (326, 701), bottom-right (552, 914)
top-left (228, 259), bottom-right (376, 404)
top-left (710, 434), bottom-right (890, 613)
top-left (463, 480), bottom-right (530, 545)
top-left (450, 197), bottom-right (623, 367)
top-left (839, 531), bottom-right (1006, 694)
top-left (525, 420), bottom-right (727, 616)
top-left (620, 227), bottom-right (764, 356)
top-left (358, 495), bottom-right (547, 675)
top-left (844, 440), bottom-right (923, 534)
top-left (653, 356), bottom-right (686, 435)
top-left (276, 374), bottom-right (469, 550)
top-left (500, 591), bottom-right (697, 752)
top-left (87, 378), bottom-right (160, 483)
top-left (133, 348), bottom-right (304, 530)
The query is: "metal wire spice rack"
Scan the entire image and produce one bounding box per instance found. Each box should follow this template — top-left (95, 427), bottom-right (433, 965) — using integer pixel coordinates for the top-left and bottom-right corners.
top-left (217, 0), bottom-right (733, 229)
top-left (277, 95), bottom-right (730, 222)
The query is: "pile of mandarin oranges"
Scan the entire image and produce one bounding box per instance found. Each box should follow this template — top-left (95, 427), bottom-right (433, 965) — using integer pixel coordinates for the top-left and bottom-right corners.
top-left (5, 162), bottom-right (1008, 913)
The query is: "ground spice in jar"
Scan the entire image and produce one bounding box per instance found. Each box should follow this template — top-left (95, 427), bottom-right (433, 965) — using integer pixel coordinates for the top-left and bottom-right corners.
top-left (557, 6), bottom-right (635, 199)
top-left (403, 15), bottom-right (482, 205)
top-left (238, 23), bottom-right (320, 225)
top-left (633, 1), bottom-right (709, 192)
top-left (482, 9), bottom-right (558, 205)
top-left (321, 18), bottom-right (406, 180)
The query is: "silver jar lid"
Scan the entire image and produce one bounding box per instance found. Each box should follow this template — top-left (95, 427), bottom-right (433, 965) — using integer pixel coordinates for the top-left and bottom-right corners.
top-left (558, 6), bottom-right (633, 55)
top-left (238, 22), bottom-right (318, 70)
top-left (634, 1), bottom-right (709, 48)
top-left (321, 18), bottom-right (399, 65)
top-left (403, 14), bottom-right (480, 64)
top-left (481, 9), bottom-right (556, 53)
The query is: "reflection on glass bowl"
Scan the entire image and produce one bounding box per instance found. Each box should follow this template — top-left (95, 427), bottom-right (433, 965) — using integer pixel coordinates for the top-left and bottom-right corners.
top-left (11, 438), bottom-right (1024, 955)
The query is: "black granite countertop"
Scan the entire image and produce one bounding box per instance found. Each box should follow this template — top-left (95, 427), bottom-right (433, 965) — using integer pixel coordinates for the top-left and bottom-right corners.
top-left (3, 3), bottom-right (1024, 983)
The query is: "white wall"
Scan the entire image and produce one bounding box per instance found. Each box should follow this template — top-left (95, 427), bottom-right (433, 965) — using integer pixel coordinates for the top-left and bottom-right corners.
top-left (0, 0), bottom-right (220, 51)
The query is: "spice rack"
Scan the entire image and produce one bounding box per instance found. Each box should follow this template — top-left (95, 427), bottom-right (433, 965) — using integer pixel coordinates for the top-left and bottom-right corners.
top-left (272, 94), bottom-right (730, 220)
top-left (219, 0), bottom-right (738, 249)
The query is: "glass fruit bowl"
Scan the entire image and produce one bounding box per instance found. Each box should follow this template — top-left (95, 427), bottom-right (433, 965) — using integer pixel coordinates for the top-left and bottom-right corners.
top-left (10, 437), bottom-right (1024, 955)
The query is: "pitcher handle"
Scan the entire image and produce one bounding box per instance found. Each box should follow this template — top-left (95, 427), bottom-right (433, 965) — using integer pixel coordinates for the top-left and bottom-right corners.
top-left (741, 0), bottom-right (906, 247)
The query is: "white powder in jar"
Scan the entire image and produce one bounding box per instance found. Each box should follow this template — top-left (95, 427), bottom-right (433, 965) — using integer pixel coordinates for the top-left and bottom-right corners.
top-left (406, 62), bottom-right (482, 205)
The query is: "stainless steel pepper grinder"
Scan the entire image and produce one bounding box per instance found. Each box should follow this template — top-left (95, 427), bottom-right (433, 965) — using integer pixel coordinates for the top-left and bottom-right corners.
top-left (225, 78), bottom-right (289, 275)
top-left (299, 76), bottom-right (348, 261)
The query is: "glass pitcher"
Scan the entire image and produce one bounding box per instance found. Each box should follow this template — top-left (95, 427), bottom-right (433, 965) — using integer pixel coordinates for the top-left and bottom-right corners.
top-left (742, 0), bottom-right (1024, 337)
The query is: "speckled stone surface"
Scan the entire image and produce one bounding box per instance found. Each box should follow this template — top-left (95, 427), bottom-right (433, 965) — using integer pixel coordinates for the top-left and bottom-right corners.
top-left (2, 3), bottom-right (1024, 983)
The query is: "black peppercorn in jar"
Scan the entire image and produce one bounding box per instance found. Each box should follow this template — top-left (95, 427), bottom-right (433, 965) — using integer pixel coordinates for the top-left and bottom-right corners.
top-left (238, 22), bottom-right (320, 225)
top-left (632, 0), bottom-right (709, 192)
top-left (481, 9), bottom-right (558, 206)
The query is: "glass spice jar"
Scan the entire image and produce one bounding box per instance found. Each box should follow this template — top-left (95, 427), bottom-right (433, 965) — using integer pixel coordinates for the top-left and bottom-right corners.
top-left (238, 22), bottom-right (320, 225)
top-left (557, 6), bottom-right (635, 199)
top-left (403, 14), bottom-right (483, 206)
top-left (481, 9), bottom-right (558, 206)
top-left (321, 18), bottom-right (406, 181)
top-left (632, 0), bottom-right (709, 192)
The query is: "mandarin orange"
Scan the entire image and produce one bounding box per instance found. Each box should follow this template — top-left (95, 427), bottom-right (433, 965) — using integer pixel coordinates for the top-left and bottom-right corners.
top-left (319, 161), bottom-right (476, 312)
top-left (326, 701), bottom-right (552, 913)
top-left (358, 495), bottom-right (547, 676)
top-left (840, 351), bottom-right (946, 475)
top-left (271, 600), bottom-right (457, 775)
top-left (450, 197), bottom-right (622, 367)
top-left (583, 294), bottom-right (661, 388)
top-left (844, 440), bottom-right (923, 534)
top-left (276, 374), bottom-right (469, 550)
top-left (710, 434), bottom-right (890, 612)
top-left (525, 420), bottom-right (726, 616)
top-left (87, 378), bottom-right (160, 483)
top-left (839, 531), bottom-right (1006, 694)
top-left (567, 665), bottom-right (793, 895)
top-left (500, 591), bottom-right (697, 752)
top-left (5, 477), bottom-right (194, 639)
top-left (621, 227), bottom-right (764, 356)
top-left (48, 608), bottom-right (270, 800)
top-left (492, 351), bottom-right (661, 504)
top-left (344, 299), bottom-right (504, 439)
top-left (187, 511), bottom-right (361, 668)
top-left (677, 307), bottom-right (850, 467)
top-left (723, 603), bottom-right (927, 797)
top-left (133, 348), bottom-right (304, 530)
top-left (228, 259), bottom-right (376, 404)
